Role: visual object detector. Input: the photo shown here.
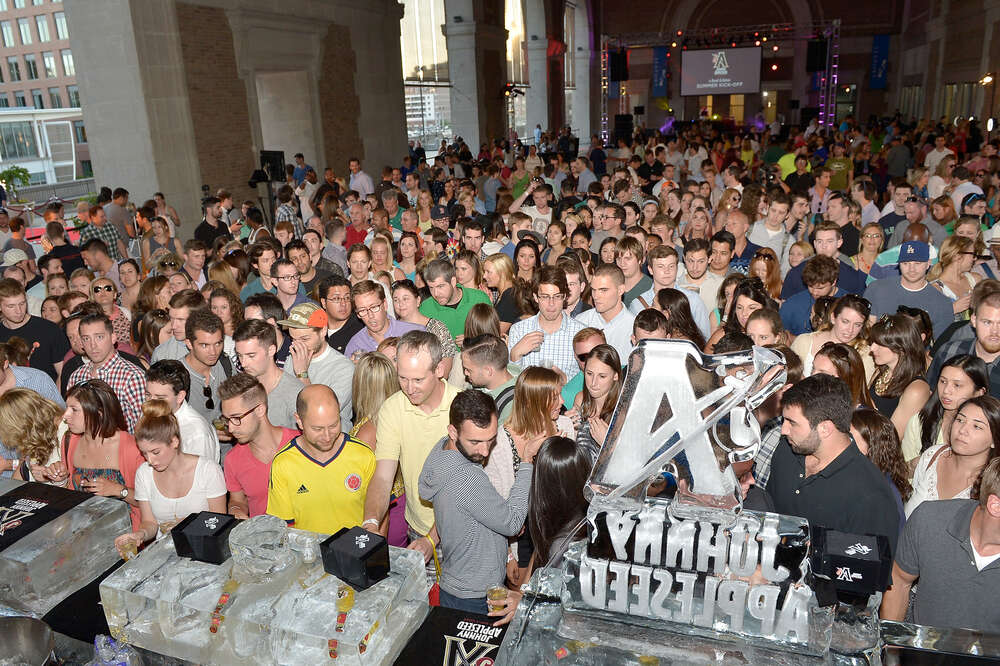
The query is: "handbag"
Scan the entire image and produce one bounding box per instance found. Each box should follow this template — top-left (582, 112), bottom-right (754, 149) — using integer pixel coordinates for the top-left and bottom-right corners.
top-left (428, 535), bottom-right (442, 607)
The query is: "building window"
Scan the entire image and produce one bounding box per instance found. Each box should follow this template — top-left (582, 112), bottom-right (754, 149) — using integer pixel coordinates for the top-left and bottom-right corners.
top-left (0, 2), bottom-right (7, 11)
top-left (13, 91), bottom-right (25, 107)
top-left (7, 57), bottom-right (21, 82)
top-left (48, 87), bottom-right (60, 107)
top-left (13, 0), bottom-right (26, 9)
top-left (0, 121), bottom-right (39, 158)
top-left (66, 84), bottom-right (78, 107)
top-left (505, 0), bottom-right (527, 85)
top-left (730, 94), bottom-right (745, 123)
top-left (42, 51), bottom-right (55, 77)
top-left (28, 172), bottom-right (45, 185)
top-left (0, 95), bottom-right (8, 108)
top-left (399, 0), bottom-right (452, 152)
top-left (53, 11), bottom-right (67, 40)
top-left (32, 0), bottom-right (43, 5)
top-left (80, 160), bottom-right (92, 177)
top-left (17, 18), bottom-right (32, 45)
top-left (24, 54), bottom-right (37, 80)
top-left (73, 120), bottom-right (86, 143)
top-left (30, 89), bottom-right (42, 108)
top-left (60, 49), bottom-right (73, 76)
top-left (0, 22), bottom-right (13, 48)
top-left (35, 15), bottom-right (49, 42)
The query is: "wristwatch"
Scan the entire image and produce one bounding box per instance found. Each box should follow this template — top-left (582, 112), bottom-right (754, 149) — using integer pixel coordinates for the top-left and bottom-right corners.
top-left (120, 487), bottom-right (129, 499)
top-left (296, 371), bottom-right (309, 379)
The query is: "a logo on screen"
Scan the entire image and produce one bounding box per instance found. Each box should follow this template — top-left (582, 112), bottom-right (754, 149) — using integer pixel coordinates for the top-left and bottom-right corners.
top-left (712, 51), bottom-right (729, 76)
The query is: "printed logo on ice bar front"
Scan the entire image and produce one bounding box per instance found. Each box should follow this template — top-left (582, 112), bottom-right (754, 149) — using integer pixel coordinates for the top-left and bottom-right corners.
top-left (441, 626), bottom-right (501, 666)
top-left (844, 542), bottom-right (872, 556)
top-left (355, 533), bottom-right (370, 549)
top-left (204, 516), bottom-right (219, 530)
top-left (0, 498), bottom-right (48, 535)
top-left (836, 567), bottom-right (863, 582)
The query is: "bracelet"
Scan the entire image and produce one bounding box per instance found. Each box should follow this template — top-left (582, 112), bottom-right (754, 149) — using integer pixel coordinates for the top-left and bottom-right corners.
top-left (9, 457), bottom-right (19, 472)
top-left (361, 518), bottom-right (380, 528)
top-left (296, 371), bottom-right (309, 379)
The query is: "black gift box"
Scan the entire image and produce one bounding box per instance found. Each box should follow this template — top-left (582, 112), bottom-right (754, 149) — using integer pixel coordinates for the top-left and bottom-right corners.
top-left (170, 511), bottom-right (239, 565)
top-left (320, 526), bottom-right (390, 590)
top-left (809, 526), bottom-right (891, 599)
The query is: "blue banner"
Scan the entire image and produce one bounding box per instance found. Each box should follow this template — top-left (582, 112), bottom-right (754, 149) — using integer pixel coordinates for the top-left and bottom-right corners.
top-left (870, 34), bottom-right (889, 90)
top-left (608, 80), bottom-right (619, 99)
top-left (651, 46), bottom-right (669, 97)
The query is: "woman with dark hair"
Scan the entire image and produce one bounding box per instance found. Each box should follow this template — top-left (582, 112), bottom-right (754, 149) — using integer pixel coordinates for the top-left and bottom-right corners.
top-left (791, 293), bottom-right (873, 378)
top-left (901, 354), bottom-right (988, 467)
top-left (868, 314), bottom-right (931, 437)
top-left (851, 408), bottom-right (912, 519)
top-left (514, 239), bottom-right (541, 284)
top-left (598, 236), bottom-right (618, 265)
top-left (705, 276), bottom-right (775, 352)
top-left (813, 342), bottom-right (877, 409)
top-left (113, 400), bottom-right (226, 557)
top-left (454, 250), bottom-right (487, 294)
top-left (389, 279), bottom-right (459, 380)
top-left (488, 435), bottom-right (591, 626)
top-left (395, 231), bottom-right (421, 282)
top-left (118, 258), bottom-right (141, 312)
top-left (62, 379), bottom-right (144, 529)
top-left (135, 274), bottom-right (170, 316)
top-left (745, 308), bottom-right (790, 348)
top-left (222, 248), bottom-right (251, 291)
top-left (906, 394), bottom-right (1000, 517)
top-left (571, 344), bottom-right (624, 461)
top-left (463, 302), bottom-right (502, 340)
top-left (654, 288), bottom-right (707, 349)
top-left (134, 309), bottom-right (171, 361)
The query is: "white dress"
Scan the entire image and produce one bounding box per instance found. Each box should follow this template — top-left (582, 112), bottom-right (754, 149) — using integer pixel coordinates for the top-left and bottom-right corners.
top-left (904, 442), bottom-right (972, 518)
top-left (134, 457), bottom-right (227, 536)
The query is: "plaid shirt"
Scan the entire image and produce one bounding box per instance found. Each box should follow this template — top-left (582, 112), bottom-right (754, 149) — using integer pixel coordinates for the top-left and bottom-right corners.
top-left (508, 312), bottom-right (586, 380)
top-left (68, 352), bottom-right (146, 433)
top-left (276, 203), bottom-right (304, 238)
top-left (79, 222), bottom-right (125, 261)
top-left (753, 417), bottom-right (783, 489)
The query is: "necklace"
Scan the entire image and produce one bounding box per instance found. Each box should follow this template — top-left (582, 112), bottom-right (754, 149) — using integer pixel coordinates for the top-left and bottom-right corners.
top-left (873, 369), bottom-right (892, 394)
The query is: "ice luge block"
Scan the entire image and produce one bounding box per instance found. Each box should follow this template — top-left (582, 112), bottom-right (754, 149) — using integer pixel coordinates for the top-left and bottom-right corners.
top-left (0, 478), bottom-right (131, 616)
top-left (99, 515), bottom-right (430, 665)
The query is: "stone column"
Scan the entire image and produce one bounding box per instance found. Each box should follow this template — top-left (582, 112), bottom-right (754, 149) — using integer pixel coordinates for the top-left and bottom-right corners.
top-left (526, 38), bottom-right (549, 138)
top-left (573, 46), bottom-right (593, 146)
top-left (442, 20), bottom-right (508, 150)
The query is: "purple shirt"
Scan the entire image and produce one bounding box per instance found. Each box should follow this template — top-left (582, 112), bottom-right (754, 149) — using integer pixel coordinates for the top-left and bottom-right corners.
top-left (344, 318), bottom-right (424, 359)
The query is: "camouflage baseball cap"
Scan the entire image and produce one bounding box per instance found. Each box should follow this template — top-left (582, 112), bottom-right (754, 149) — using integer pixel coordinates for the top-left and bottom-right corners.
top-left (277, 302), bottom-right (328, 329)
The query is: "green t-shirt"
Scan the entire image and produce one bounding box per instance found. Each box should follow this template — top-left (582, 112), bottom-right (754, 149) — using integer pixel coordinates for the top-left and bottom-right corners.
top-left (418, 286), bottom-right (492, 338)
top-left (763, 146), bottom-right (785, 164)
top-left (389, 209), bottom-right (404, 231)
top-left (826, 157), bottom-right (853, 191)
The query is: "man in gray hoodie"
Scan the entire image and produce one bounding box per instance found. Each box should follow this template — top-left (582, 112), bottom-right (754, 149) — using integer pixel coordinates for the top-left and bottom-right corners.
top-left (418, 389), bottom-right (538, 614)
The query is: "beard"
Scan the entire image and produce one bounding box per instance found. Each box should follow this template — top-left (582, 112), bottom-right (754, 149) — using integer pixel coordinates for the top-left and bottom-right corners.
top-left (456, 438), bottom-right (491, 466)
top-left (788, 428), bottom-right (822, 456)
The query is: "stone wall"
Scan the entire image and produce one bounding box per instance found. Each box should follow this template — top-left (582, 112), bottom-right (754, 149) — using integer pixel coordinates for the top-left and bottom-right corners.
top-left (318, 23), bottom-right (364, 176)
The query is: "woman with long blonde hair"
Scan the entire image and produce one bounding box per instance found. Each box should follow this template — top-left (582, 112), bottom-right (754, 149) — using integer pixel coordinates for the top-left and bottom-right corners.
top-left (486, 366), bottom-right (575, 498)
top-left (717, 188), bottom-right (742, 214)
top-left (415, 189), bottom-right (434, 227)
top-left (371, 235), bottom-right (405, 281)
top-left (483, 253), bottom-right (520, 334)
top-left (0, 388), bottom-right (67, 484)
top-left (929, 235), bottom-right (982, 319)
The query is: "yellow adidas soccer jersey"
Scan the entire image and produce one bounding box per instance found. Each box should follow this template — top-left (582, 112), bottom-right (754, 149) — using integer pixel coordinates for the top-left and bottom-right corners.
top-left (266, 434), bottom-right (375, 534)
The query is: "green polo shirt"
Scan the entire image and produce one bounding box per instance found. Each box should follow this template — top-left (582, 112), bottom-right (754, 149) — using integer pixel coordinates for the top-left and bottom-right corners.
top-left (418, 286), bottom-right (492, 338)
top-left (389, 208), bottom-right (404, 231)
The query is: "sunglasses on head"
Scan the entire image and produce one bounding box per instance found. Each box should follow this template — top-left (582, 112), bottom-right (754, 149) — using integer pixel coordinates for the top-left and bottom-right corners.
top-left (161, 260), bottom-right (179, 269)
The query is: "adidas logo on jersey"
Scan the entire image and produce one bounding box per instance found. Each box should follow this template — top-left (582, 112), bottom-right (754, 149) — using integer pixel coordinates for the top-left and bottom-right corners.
top-left (296, 484), bottom-right (309, 494)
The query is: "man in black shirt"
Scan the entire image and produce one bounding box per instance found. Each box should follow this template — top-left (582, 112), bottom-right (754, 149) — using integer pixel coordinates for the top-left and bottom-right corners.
top-left (766, 374), bottom-right (900, 555)
top-left (783, 154), bottom-right (815, 192)
top-left (194, 196), bottom-right (233, 248)
top-left (317, 274), bottom-right (363, 355)
top-left (636, 151), bottom-right (664, 196)
top-left (0, 277), bottom-right (69, 380)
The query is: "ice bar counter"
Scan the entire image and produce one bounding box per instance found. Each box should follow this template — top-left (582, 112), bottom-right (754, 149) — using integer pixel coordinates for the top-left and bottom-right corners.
top-left (99, 514), bottom-right (430, 665)
top-left (0, 478), bottom-right (131, 616)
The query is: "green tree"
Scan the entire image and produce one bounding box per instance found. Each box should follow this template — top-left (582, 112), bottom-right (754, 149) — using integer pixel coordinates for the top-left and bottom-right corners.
top-left (0, 165), bottom-right (30, 201)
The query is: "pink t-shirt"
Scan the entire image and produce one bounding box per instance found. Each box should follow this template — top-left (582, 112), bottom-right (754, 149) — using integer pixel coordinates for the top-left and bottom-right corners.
top-left (224, 427), bottom-right (299, 517)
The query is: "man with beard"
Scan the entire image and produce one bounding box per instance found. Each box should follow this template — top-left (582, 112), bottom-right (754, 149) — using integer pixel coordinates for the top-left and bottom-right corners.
top-left (418, 389), bottom-right (540, 614)
top-left (765, 374), bottom-right (900, 555)
top-left (266, 384), bottom-right (374, 533)
top-left (929, 284), bottom-right (1000, 397)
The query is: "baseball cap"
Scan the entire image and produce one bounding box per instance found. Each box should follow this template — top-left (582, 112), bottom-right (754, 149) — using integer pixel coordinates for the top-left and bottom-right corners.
top-left (0, 248), bottom-right (28, 267)
top-left (898, 240), bottom-right (930, 263)
top-left (517, 229), bottom-right (544, 246)
top-left (430, 205), bottom-right (449, 220)
top-left (277, 302), bottom-right (328, 329)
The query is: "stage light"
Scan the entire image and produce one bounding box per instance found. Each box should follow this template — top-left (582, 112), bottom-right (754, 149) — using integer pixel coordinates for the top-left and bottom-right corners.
top-left (989, 118), bottom-right (996, 132)
top-left (762, 36), bottom-right (768, 42)
top-left (677, 29), bottom-right (683, 36)
top-left (671, 41), bottom-right (677, 48)
top-left (771, 64), bottom-right (778, 71)
top-left (772, 44), bottom-right (779, 52)
top-left (755, 40), bottom-right (760, 46)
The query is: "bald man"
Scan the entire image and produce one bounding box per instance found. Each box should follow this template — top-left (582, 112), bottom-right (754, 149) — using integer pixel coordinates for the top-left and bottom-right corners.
top-left (266, 384), bottom-right (375, 533)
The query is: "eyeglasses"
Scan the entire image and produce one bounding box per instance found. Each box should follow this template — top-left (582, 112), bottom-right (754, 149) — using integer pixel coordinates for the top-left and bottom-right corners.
top-left (752, 251), bottom-right (775, 261)
top-left (161, 260), bottom-right (180, 269)
top-left (274, 274), bottom-right (299, 282)
top-left (537, 293), bottom-right (565, 301)
top-left (325, 296), bottom-right (351, 304)
top-left (203, 385), bottom-right (214, 410)
top-left (92, 284), bottom-right (115, 293)
top-left (355, 303), bottom-right (383, 317)
top-left (221, 404), bottom-right (260, 427)
top-left (905, 196), bottom-right (922, 203)
top-left (862, 232), bottom-right (883, 239)
top-left (960, 251), bottom-right (977, 256)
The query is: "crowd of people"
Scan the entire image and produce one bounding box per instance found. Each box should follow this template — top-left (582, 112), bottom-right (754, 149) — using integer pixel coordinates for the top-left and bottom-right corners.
top-left (1, 115), bottom-right (1000, 631)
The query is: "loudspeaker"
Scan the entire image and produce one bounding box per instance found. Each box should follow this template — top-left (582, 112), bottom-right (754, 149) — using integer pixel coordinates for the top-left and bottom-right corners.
top-left (609, 50), bottom-right (629, 81)
top-left (633, 105), bottom-right (645, 116)
top-left (789, 99), bottom-right (800, 110)
top-left (259, 150), bottom-right (286, 182)
top-left (613, 114), bottom-right (634, 144)
top-left (806, 40), bottom-right (828, 72)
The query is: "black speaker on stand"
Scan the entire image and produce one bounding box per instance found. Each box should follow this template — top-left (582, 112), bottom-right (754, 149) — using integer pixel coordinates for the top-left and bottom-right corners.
top-left (609, 50), bottom-right (629, 82)
top-left (806, 40), bottom-right (828, 73)
top-left (614, 114), bottom-right (634, 144)
top-left (257, 150), bottom-right (285, 230)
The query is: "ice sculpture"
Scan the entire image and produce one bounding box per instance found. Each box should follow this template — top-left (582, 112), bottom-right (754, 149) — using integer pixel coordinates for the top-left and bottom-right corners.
top-left (0, 478), bottom-right (131, 616)
top-left (100, 514), bottom-right (430, 665)
top-left (496, 340), bottom-right (883, 665)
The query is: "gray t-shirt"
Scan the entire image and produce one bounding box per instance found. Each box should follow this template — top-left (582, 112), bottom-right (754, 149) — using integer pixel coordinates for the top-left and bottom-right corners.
top-left (104, 202), bottom-right (132, 242)
top-left (267, 372), bottom-right (304, 430)
top-left (896, 499), bottom-right (1000, 630)
top-left (863, 277), bottom-right (955, 340)
top-left (283, 343), bottom-right (354, 431)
